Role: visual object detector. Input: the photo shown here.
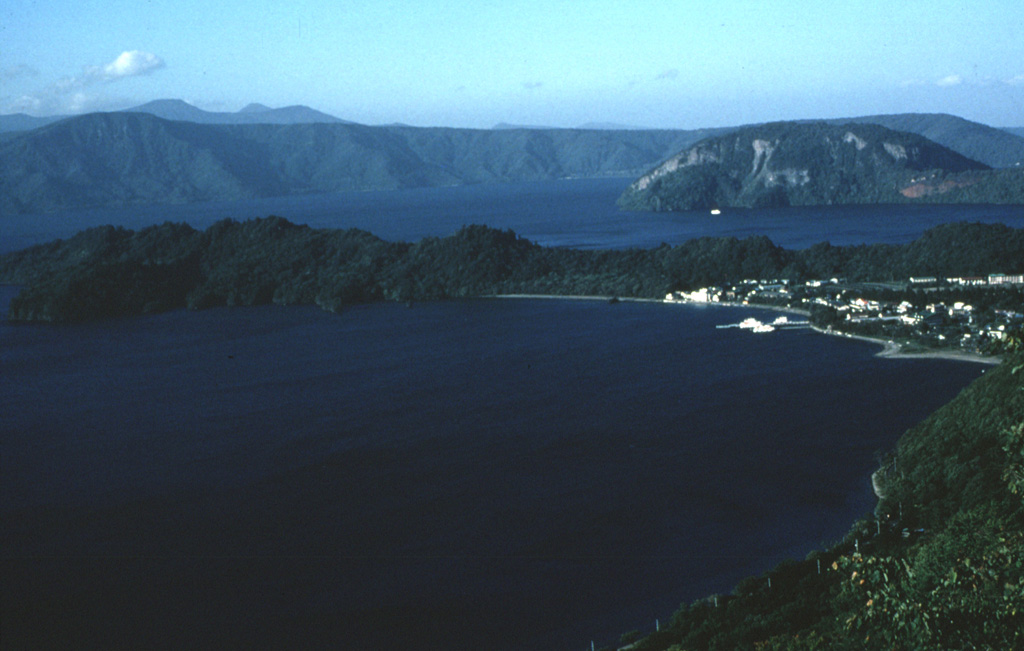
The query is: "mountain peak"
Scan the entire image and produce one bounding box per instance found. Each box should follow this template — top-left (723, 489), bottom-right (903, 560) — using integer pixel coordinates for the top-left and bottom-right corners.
top-left (134, 98), bottom-right (194, 109)
top-left (123, 99), bottom-right (210, 122)
top-left (238, 103), bottom-right (273, 114)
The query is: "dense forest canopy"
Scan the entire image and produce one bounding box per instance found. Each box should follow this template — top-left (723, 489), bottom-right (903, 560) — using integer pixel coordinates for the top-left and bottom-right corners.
top-left (3, 217), bottom-right (1024, 323)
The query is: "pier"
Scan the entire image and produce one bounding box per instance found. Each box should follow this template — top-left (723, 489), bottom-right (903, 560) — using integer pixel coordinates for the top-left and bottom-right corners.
top-left (716, 315), bottom-right (810, 333)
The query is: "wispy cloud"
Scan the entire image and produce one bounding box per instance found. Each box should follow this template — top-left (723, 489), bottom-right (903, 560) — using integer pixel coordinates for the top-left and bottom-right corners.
top-left (901, 74), bottom-right (974, 88)
top-left (1005, 75), bottom-right (1024, 86)
top-left (2, 64), bottom-right (39, 81)
top-left (522, 81), bottom-right (543, 90)
top-left (3, 51), bottom-right (165, 115)
top-left (656, 68), bottom-right (680, 81)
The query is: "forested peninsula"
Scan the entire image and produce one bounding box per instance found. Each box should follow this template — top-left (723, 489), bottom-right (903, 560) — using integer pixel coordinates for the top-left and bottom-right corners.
top-left (3, 217), bottom-right (1024, 324)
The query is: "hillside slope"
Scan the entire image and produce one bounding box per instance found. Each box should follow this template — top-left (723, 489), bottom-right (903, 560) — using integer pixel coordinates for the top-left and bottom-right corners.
top-left (837, 113), bottom-right (1024, 169)
top-left (629, 352), bottom-right (1023, 650)
top-left (618, 121), bottom-right (1024, 211)
top-left (0, 113), bottom-right (704, 214)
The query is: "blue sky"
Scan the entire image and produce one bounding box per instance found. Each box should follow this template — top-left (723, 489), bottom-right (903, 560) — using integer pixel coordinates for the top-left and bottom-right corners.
top-left (3, 0), bottom-right (1023, 128)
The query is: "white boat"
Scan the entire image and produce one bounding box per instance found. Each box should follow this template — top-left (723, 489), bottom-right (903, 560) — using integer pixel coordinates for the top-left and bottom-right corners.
top-left (738, 317), bottom-right (763, 329)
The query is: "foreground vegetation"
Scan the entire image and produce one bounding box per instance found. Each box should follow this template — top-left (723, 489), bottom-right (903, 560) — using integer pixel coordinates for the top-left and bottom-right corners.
top-left (3, 217), bottom-right (1024, 324)
top-left (616, 352), bottom-right (1023, 651)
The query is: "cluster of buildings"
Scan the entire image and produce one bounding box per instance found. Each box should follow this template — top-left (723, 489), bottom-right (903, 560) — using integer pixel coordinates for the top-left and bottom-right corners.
top-left (911, 274), bottom-right (1024, 286)
top-left (665, 275), bottom-right (1024, 353)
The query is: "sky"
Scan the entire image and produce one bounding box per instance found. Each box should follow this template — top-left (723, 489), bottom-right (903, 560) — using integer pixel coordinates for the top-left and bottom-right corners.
top-left (3, 0), bottom-right (1023, 129)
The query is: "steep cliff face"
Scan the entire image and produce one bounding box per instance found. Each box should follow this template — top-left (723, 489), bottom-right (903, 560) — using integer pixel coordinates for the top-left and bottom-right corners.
top-left (618, 121), bottom-right (993, 211)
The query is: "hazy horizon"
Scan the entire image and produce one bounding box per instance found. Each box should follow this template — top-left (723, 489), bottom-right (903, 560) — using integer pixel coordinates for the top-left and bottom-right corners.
top-left (3, 0), bottom-right (1023, 129)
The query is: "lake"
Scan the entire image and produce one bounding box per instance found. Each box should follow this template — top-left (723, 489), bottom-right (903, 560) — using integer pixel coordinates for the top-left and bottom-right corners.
top-left (0, 288), bottom-right (986, 650)
top-left (0, 182), bottom-right (1010, 648)
top-left (4, 177), bottom-right (1024, 253)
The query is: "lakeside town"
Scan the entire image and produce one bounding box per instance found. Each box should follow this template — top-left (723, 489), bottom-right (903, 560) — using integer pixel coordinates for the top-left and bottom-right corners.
top-left (666, 273), bottom-right (1024, 357)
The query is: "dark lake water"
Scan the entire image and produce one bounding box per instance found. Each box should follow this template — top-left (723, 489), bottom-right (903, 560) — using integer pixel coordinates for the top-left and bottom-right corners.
top-left (1, 287), bottom-right (985, 650)
top-left (4, 177), bottom-right (1024, 253)
top-left (0, 182), bottom-right (1012, 648)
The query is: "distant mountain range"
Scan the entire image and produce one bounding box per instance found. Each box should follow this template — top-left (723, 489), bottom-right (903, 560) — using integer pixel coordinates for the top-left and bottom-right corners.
top-left (124, 99), bottom-right (355, 125)
top-left (0, 112), bottom-right (709, 214)
top-left (618, 121), bottom-right (1024, 211)
top-left (0, 99), bottom-right (354, 133)
top-left (2, 100), bottom-right (1024, 215)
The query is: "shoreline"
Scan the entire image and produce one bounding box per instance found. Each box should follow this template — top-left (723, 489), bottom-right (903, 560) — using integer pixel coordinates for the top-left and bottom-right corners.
top-left (809, 325), bottom-right (1001, 365)
top-left (489, 294), bottom-right (1001, 366)
top-left (486, 293), bottom-right (661, 303)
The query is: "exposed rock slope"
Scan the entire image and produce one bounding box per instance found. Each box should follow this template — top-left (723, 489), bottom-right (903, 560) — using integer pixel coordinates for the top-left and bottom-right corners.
top-left (617, 122), bottom-right (1010, 211)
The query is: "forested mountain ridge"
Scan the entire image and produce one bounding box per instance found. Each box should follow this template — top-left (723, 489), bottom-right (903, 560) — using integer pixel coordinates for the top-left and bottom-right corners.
top-left (4, 217), bottom-right (1024, 323)
top-left (5, 102), bottom-right (1022, 171)
top-left (618, 121), bottom-right (1024, 211)
top-left (832, 113), bottom-right (1024, 169)
top-left (0, 112), bottom-right (705, 214)
top-left (4, 106), bottom-right (1024, 214)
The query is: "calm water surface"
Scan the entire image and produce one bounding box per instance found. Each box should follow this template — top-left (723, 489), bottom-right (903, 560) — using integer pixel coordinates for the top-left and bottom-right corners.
top-left (0, 179), bottom-right (1012, 648)
top-left (4, 178), bottom-right (1024, 253)
top-left (1, 289), bottom-right (986, 650)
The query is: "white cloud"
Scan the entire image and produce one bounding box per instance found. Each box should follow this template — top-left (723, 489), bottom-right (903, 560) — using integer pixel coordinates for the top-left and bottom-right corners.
top-left (68, 51), bottom-right (165, 89)
top-left (522, 81), bottom-right (543, 90)
top-left (936, 74), bottom-right (963, 87)
top-left (1005, 75), bottom-right (1024, 86)
top-left (1, 51), bottom-right (166, 115)
top-left (656, 68), bottom-right (680, 81)
top-left (98, 51), bottom-right (165, 80)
